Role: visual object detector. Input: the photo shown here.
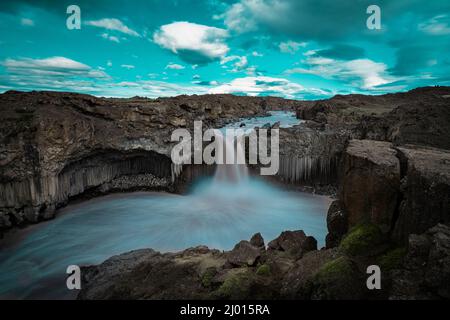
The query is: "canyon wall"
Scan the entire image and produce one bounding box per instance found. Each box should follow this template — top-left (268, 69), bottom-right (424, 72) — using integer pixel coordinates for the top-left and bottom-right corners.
top-left (0, 91), bottom-right (306, 233)
top-left (1, 87), bottom-right (450, 240)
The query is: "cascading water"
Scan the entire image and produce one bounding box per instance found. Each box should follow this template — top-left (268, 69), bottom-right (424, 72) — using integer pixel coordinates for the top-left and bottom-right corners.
top-left (0, 111), bottom-right (331, 299)
top-left (213, 130), bottom-right (248, 184)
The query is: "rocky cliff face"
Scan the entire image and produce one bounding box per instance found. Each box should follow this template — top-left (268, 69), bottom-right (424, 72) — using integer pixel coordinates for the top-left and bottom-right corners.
top-left (0, 91), bottom-right (304, 233)
top-left (335, 140), bottom-right (450, 245)
top-left (289, 86), bottom-right (450, 188)
top-left (2, 87), bottom-right (449, 299)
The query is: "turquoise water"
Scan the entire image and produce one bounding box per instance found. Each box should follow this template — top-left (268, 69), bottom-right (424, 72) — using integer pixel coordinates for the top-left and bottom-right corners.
top-left (0, 177), bottom-right (330, 299)
top-left (0, 111), bottom-right (327, 299)
top-left (222, 110), bottom-right (302, 132)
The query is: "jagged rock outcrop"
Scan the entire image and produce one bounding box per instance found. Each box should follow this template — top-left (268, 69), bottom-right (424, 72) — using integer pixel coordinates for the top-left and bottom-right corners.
top-left (227, 240), bottom-right (261, 267)
top-left (78, 231), bottom-right (304, 300)
top-left (280, 248), bottom-right (340, 298)
top-left (325, 200), bottom-right (348, 248)
top-left (78, 223), bottom-right (450, 300)
top-left (0, 91), bottom-right (304, 233)
top-left (340, 140), bottom-right (401, 232)
top-left (249, 232), bottom-right (265, 248)
top-left (78, 246), bottom-right (227, 300)
top-left (390, 224), bottom-right (450, 299)
top-left (267, 230), bottom-right (317, 259)
top-left (335, 139), bottom-right (450, 246)
top-left (296, 87), bottom-right (450, 150)
top-left (393, 146), bottom-right (450, 242)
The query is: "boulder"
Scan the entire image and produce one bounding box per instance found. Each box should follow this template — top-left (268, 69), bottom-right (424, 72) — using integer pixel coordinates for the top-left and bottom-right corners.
top-left (390, 224), bottom-right (450, 299)
top-left (325, 200), bottom-right (348, 248)
top-left (340, 140), bottom-right (401, 232)
top-left (227, 240), bottom-right (261, 267)
top-left (280, 248), bottom-right (340, 298)
top-left (79, 247), bottom-right (226, 300)
top-left (268, 230), bottom-right (317, 259)
top-left (250, 232), bottom-right (265, 249)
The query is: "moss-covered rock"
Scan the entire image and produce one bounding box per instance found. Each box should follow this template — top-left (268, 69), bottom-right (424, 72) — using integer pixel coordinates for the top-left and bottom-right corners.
top-left (201, 267), bottom-right (217, 288)
top-left (256, 264), bottom-right (271, 276)
top-left (215, 269), bottom-right (253, 299)
top-left (306, 256), bottom-right (365, 299)
top-left (378, 247), bottom-right (406, 271)
top-left (339, 223), bottom-right (383, 256)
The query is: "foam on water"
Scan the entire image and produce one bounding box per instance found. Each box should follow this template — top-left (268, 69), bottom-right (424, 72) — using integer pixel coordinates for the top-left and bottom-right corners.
top-left (0, 111), bottom-right (330, 299)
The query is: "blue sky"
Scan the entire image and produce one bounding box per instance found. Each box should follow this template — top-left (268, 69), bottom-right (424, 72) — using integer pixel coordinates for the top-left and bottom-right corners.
top-left (0, 0), bottom-right (449, 100)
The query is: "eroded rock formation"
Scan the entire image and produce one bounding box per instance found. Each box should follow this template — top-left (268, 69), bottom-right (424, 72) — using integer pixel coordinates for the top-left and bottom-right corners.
top-left (78, 224), bottom-right (450, 300)
top-left (0, 91), bottom-right (303, 233)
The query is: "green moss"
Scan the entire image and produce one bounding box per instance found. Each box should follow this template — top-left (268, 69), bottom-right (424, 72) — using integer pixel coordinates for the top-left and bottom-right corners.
top-left (378, 247), bottom-right (406, 271)
top-left (201, 267), bottom-right (217, 288)
top-left (340, 223), bottom-right (383, 256)
top-left (307, 256), bottom-right (364, 299)
top-left (216, 269), bottom-right (252, 299)
top-left (315, 257), bottom-right (354, 281)
top-left (256, 264), bottom-right (271, 276)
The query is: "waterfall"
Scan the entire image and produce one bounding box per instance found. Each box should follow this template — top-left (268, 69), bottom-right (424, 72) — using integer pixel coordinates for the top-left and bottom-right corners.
top-left (213, 130), bottom-right (248, 184)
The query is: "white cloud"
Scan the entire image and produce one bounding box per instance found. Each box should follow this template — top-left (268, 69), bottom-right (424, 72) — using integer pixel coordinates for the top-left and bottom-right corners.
top-left (418, 15), bottom-right (450, 35)
top-left (107, 60), bottom-right (113, 67)
top-left (110, 80), bottom-right (209, 97)
top-left (279, 41), bottom-right (307, 54)
top-left (252, 51), bottom-right (263, 57)
top-left (153, 21), bottom-right (229, 64)
top-left (221, 55), bottom-right (248, 72)
top-left (286, 56), bottom-right (392, 90)
top-left (0, 56), bottom-right (112, 95)
top-left (121, 64), bottom-right (135, 70)
top-left (165, 63), bottom-right (185, 70)
top-left (21, 18), bottom-right (34, 26)
top-left (209, 76), bottom-right (327, 99)
top-left (1, 56), bottom-right (110, 79)
top-left (86, 18), bottom-right (140, 37)
top-left (101, 33), bottom-right (120, 43)
top-left (222, 2), bottom-right (258, 33)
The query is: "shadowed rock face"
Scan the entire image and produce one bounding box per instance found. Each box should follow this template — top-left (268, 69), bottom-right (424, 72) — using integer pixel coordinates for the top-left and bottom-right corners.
top-left (337, 140), bottom-right (450, 244)
top-left (393, 146), bottom-right (450, 242)
top-left (390, 224), bottom-right (450, 300)
top-left (0, 91), bottom-right (304, 232)
top-left (341, 140), bottom-right (401, 232)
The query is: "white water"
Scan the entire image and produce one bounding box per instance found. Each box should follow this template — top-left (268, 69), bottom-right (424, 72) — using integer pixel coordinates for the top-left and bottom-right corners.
top-left (0, 111), bottom-right (330, 299)
top-left (213, 130), bottom-right (248, 184)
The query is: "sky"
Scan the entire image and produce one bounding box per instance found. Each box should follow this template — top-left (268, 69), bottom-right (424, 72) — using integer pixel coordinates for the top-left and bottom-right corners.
top-left (0, 0), bottom-right (449, 100)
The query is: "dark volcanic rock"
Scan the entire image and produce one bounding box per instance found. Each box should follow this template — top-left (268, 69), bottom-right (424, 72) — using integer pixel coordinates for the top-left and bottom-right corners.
top-left (268, 230), bottom-right (317, 259)
top-left (390, 224), bottom-right (450, 299)
top-left (0, 91), bottom-right (303, 233)
top-left (393, 146), bottom-right (450, 243)
top-left (325, 200), bottom-right (348, 248)
top-left (296, 86), bottom-right (450, 150)
top-left (227, 240), bottom-right (261, 267)
top-left (250, 232), bottom-right (265, 248)
top-left (340, 140), bottom-right (401, 232)
top-left (280, 248), bottom-right (340, 298)
top-left (79, 246), bottom-right (226, 300)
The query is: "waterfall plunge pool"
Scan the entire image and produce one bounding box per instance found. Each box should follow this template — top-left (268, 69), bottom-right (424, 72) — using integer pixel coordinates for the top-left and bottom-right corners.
top-left (0, 111), bottom-right (331, 299)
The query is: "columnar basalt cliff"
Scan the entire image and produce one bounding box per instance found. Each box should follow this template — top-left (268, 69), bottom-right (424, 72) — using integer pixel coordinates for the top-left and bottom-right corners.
top-left (0, 91), bottom-right (305, 233)
top-left (1, 87), bottom-right (450, 300)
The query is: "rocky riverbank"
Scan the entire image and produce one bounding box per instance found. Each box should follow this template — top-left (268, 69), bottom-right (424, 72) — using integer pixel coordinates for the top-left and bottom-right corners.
top-left (78, 223), bottom-right (450, 300)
